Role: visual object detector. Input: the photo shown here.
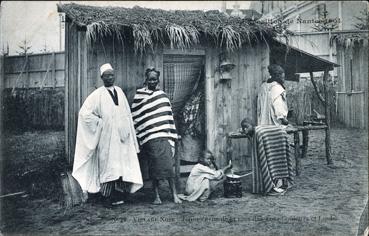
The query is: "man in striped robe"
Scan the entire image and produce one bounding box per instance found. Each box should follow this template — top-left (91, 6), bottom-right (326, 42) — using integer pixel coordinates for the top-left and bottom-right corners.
top-left (131, 67), bottom-right (182, 204)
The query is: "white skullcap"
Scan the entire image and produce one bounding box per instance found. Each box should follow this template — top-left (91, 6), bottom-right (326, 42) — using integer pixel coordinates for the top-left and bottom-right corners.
top-left (100, 63), bottom-right (113, 76)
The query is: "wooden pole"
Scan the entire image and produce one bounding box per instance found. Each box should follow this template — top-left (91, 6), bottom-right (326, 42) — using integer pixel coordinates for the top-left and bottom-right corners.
top-left (52, 52), bottom-right (56, 88)
top-left (26, 54), bottom-right (30, 88)
top-left (0, 54), bottom-right (4, 162)
top-left (302, 129), bottom-right (309, 159)
top-left (323, 68), bottom-right (333, 165)
top-left (294, 132), bottom-right (301, 176)
top-left (174, 137), bottom-right (181, 191)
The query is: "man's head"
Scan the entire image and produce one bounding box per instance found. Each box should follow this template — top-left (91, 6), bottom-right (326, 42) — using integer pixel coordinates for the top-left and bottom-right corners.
top-left (145, 67), bottom-right (160, 90)
top-left (100, 63), bottom-right (115, 87)
top-left (268, 64), bottom-right (285, 84)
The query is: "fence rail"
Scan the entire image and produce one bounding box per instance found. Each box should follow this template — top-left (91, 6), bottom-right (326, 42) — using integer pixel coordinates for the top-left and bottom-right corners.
top-left (4, 52), bottom-right (65, 89)
top-left (3, 52), bottom-right (65, 131)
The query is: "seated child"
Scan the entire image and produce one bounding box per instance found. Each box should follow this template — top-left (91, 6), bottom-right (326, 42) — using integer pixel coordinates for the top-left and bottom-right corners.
top-left (178, 150), bottom-right (232, 202)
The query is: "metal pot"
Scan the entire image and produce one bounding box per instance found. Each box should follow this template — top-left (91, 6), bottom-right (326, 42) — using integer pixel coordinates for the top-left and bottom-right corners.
top-left (223, 172), bottom-right (252, 198)
top-left (224, 174), bottom-right (242, 198)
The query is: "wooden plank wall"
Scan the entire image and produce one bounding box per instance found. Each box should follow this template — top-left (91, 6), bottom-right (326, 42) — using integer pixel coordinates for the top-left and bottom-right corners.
top-left (289, 32), bottom-right (332, 60)
top-left (0, 54), bottom-right (4, 159)
top-left (336, 43), bottom-right (368, 129)
top-left (4, 52), bottom-right (65, 88)
top-left (206, 43), bottom-right (269, 170)
top-left (65, 25), bottom-right (270, 170)
top-left (65, 22), bottom-right (78, 164)
top-left (86, 37), bottom-right (147, 105)
top-left (336, 92), bottom-right (367, 128)
top-left (66, 27), bottom-right (150, 163)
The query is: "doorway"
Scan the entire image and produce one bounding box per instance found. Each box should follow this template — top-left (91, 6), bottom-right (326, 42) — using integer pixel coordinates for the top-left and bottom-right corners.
top-left (162, 53), bottom-right (205, 173)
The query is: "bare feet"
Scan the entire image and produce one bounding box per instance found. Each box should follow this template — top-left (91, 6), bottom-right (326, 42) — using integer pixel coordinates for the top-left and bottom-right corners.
top-left (153, 197), bottom-right (162, 205)
top-left (173, 195), bottom-right (182, 204)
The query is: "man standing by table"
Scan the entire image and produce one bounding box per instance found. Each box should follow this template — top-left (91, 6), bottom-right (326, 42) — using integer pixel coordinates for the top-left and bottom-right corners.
top-left (72, 63), bottom-right (143, 207)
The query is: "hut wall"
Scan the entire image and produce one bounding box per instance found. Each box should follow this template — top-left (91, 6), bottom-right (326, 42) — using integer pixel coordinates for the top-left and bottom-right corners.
top-left (336, 43), bottom-right (368, 129)
top-left (65, 23), bottom-right (270, 171)
top-left (65, 26), bottom-right (158, 164)
top-left (206, 43), bottom-right (269, 170)
top-left (65, 21), bottom-right (79, 164)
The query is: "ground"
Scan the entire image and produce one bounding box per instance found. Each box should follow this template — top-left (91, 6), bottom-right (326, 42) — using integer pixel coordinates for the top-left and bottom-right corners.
top-left (0, 128), bottom-right (367, 235)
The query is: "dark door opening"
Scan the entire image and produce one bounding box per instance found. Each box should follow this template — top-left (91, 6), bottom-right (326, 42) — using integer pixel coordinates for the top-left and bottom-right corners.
top-left (163, 54), bottom-right (205, 174)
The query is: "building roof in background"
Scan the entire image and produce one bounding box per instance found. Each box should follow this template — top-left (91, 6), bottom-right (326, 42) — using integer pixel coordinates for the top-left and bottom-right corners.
top-left (225, 9), bottom-right (262, 20)
top-left (58, 3), bottom-right (283, 53)
top-left (271, 39), bottom-right (339, 75)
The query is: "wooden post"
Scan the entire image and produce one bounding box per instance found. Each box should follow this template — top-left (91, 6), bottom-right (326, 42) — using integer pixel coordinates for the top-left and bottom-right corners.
top-left (64, 19), bottom-right (70, 165)
top-left (25, 54), bottom-right (30, 88)
top-left (174, 137), bottom-right (181, 191)
top-left (323, 68), bottom-right (333, 165)
top-left (205, 48), bottom-right (216, 153)
top-left (226, 134), bottom-right (232, 163)
top-left (301, 126), bottom-right (309, 159)
top-left (294, 132), bottom-right (301, 176)
top-left (0, 54), bottom-right (4, 161)
top-left (52, 52), bottom-right (56, 88)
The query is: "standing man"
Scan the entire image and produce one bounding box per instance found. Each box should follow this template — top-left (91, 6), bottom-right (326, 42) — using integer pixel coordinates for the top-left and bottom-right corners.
top-left (131, 67), bottom-right (182, 204)
top-left (257, 64), bottom-right (289, 126)
top-left (72, 63), bottom-right (143, 206)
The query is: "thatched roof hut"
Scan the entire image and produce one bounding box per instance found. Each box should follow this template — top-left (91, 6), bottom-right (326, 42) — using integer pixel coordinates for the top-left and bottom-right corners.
top-left (58, 3), bottom-right (281, 54)
top-left (59, 3), bottom-right (338, 172)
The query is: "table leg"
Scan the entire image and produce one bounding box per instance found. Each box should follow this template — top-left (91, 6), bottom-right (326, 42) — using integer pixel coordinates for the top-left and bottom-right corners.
top-left (302, 130), bottom-right (309, 158)
top-left (294, 132), bottom-right (301, 176)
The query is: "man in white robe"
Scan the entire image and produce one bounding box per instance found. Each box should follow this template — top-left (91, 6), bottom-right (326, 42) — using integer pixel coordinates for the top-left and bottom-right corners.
top-left (72, 63), bottom-right (143, 206)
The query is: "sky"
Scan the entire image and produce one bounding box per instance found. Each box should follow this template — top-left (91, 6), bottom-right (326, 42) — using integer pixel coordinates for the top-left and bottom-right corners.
top-left (0, 1), bottom-right (251, 55)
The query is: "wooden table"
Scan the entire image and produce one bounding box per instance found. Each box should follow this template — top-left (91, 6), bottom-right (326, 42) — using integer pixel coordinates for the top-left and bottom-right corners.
top-left (227, 124), bottom-right (328, 176)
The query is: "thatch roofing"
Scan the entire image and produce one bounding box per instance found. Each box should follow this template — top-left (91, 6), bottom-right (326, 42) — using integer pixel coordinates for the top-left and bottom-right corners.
top-left (58, 3), bottom-right (284, 54)
top-left (330, 31), bottom-right (369, 48)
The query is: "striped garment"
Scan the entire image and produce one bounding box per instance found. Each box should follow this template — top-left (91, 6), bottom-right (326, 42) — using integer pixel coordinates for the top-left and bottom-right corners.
top-left (252, 125), bottom-right (294, 194)
top-left (131, 88), bottom-right (178, 146)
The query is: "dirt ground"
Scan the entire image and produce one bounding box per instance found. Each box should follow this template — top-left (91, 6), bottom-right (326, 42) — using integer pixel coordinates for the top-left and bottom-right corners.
top-left (0, 128), bottom-right (368, 236)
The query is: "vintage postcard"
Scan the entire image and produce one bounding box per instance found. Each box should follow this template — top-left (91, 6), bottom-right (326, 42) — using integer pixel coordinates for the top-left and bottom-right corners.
top-left (0, 1), bottom-right (368, 235)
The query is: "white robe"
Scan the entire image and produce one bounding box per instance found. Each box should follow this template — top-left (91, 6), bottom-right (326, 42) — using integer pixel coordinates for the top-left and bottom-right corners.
top-left (178, 164), bottom-right (224, 201)
top-left (72, 86), bottom-right (143, 194)
top-left (257, 81), bottom-right (288, 126)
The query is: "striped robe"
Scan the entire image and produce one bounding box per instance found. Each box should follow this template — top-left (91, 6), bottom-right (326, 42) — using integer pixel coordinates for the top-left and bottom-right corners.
top-left (131, 88), bottom-right (178, 147)
top-left (252, 125), bottom-right (294, 194)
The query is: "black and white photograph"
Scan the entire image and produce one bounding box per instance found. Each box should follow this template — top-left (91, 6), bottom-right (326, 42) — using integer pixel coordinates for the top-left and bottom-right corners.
top-left (0, 1), bottom-right (368, 235)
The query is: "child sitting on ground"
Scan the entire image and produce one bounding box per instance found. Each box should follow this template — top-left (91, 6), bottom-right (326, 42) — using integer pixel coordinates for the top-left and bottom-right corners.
top-left (178, 150), bottom-right (232, 202)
